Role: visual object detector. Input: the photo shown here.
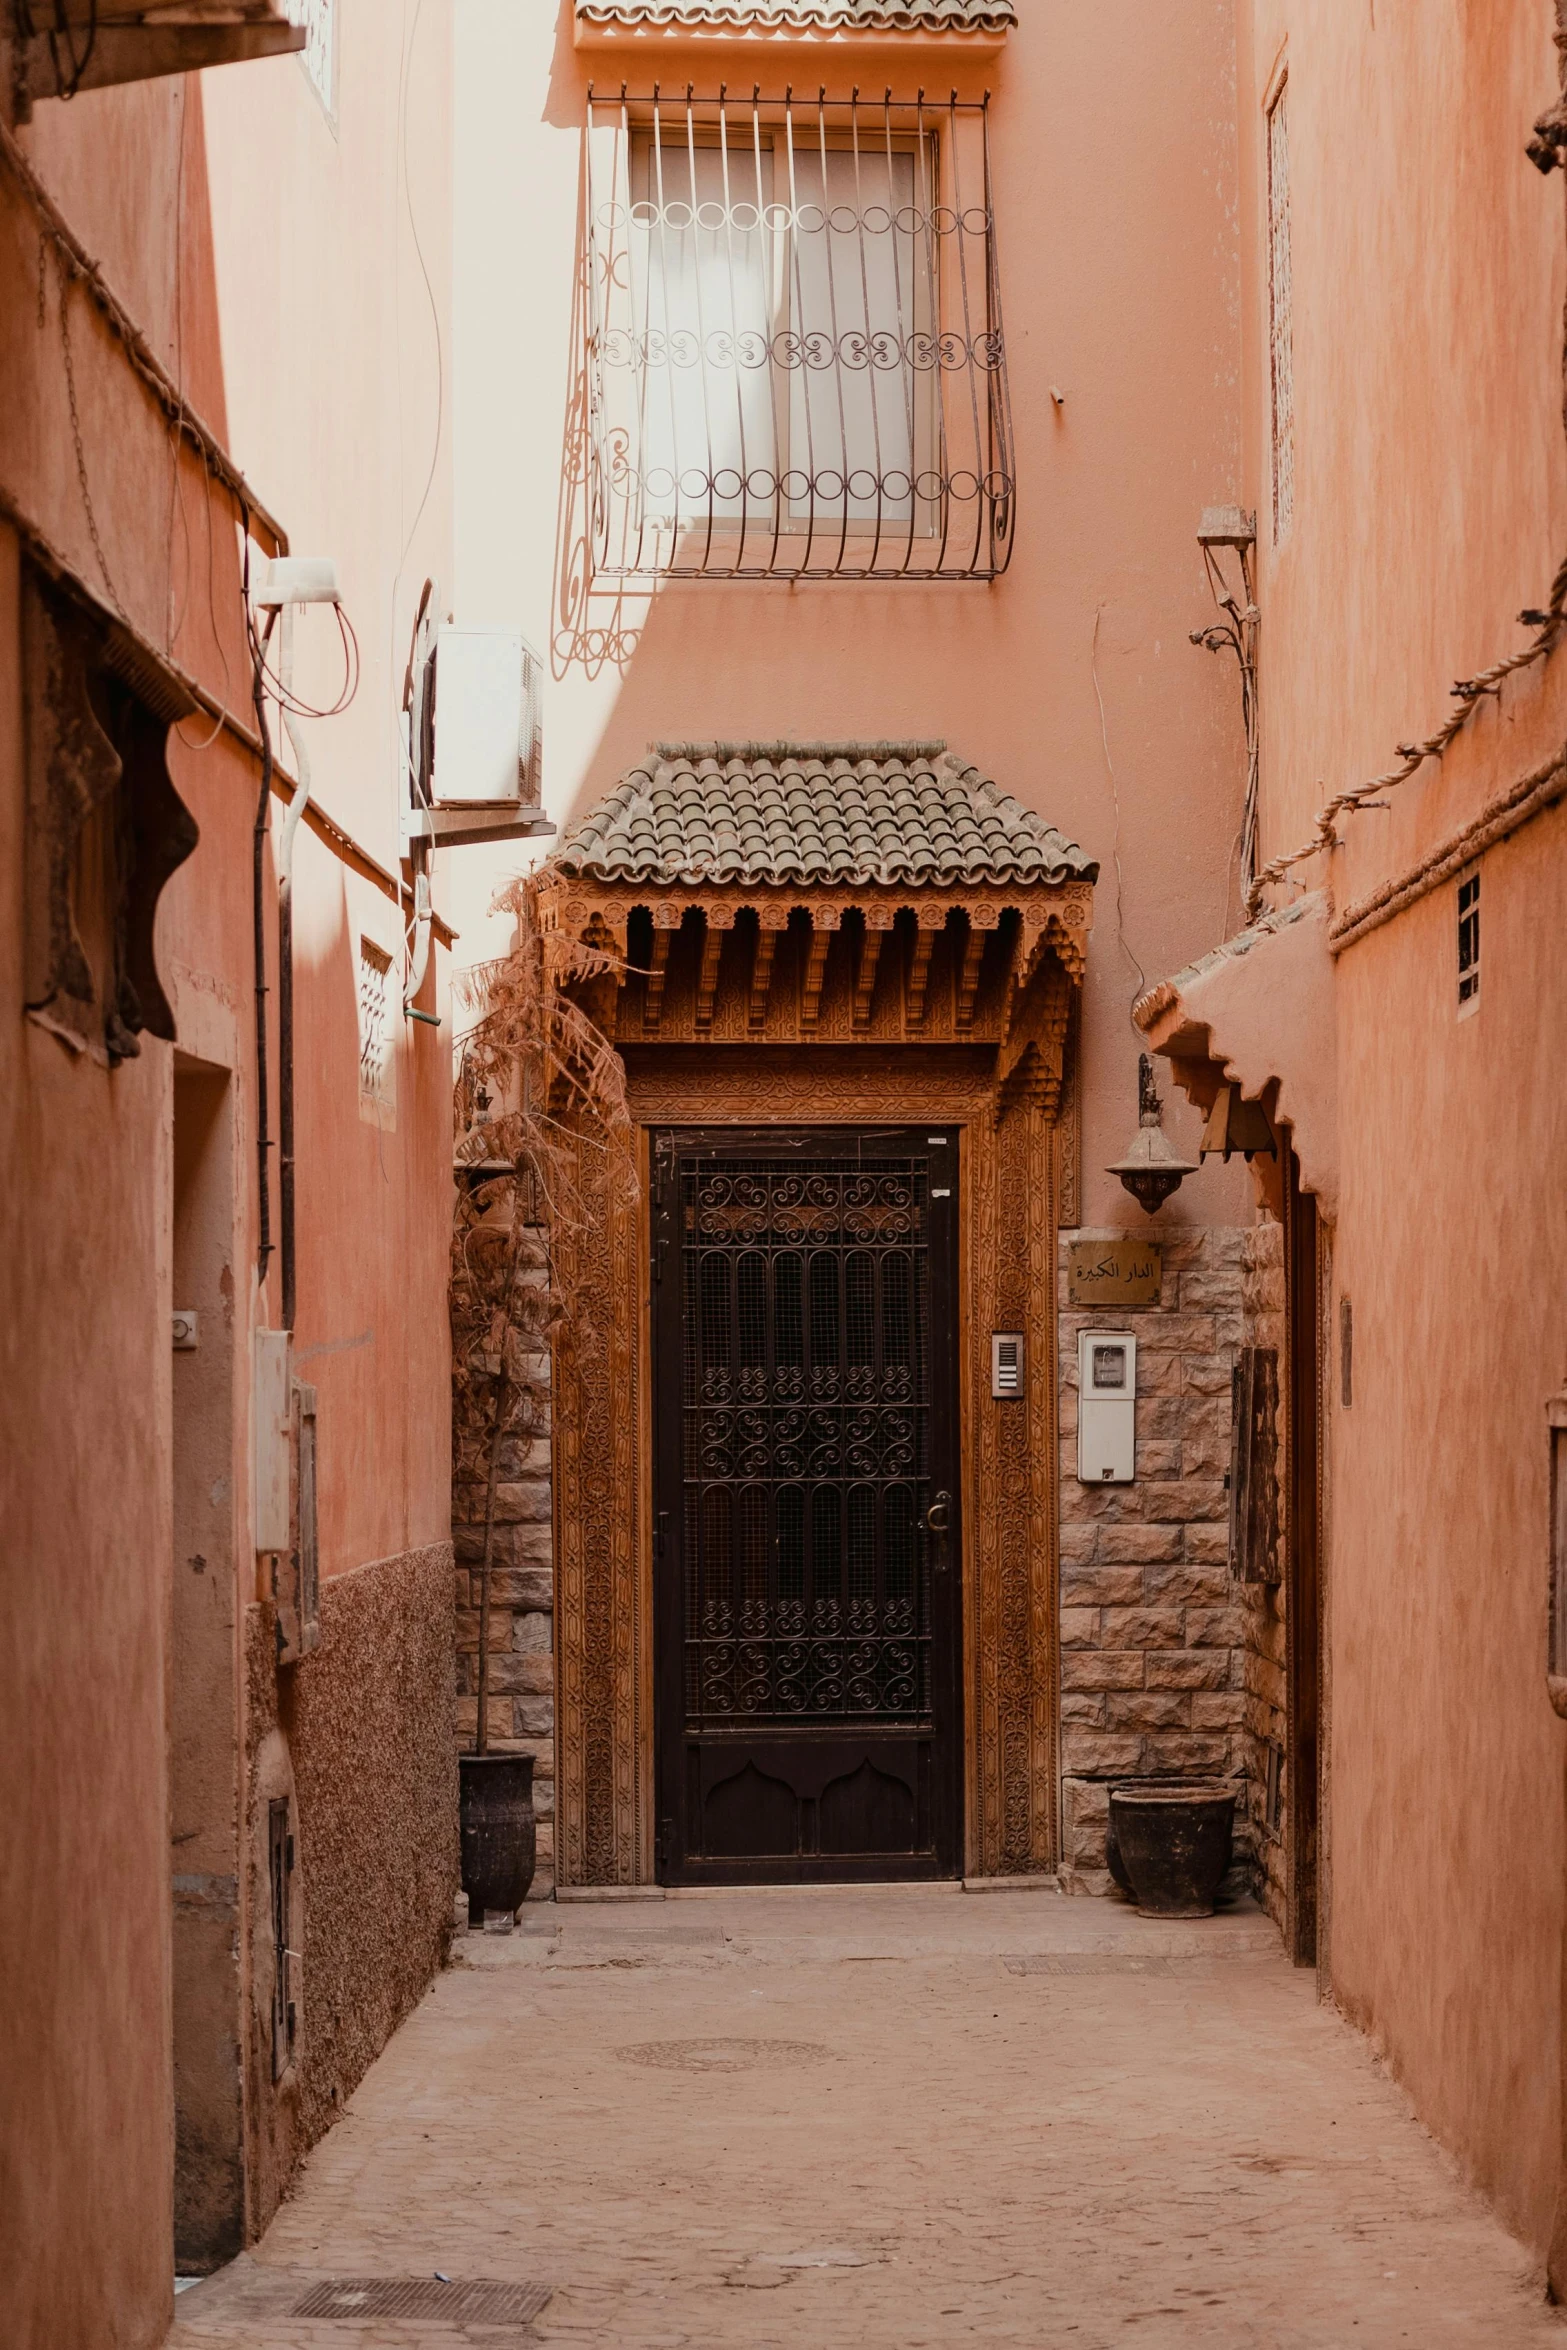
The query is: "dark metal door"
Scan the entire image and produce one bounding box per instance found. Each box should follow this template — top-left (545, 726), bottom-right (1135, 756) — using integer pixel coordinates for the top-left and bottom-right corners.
top-left (652, 1128), bottom-right (962, 1883)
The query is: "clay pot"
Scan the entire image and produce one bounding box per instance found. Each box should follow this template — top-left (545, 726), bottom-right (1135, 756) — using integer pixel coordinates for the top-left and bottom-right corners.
top-left (1103, 1779), bottom-right (1173, 1894)
top-left (459, 1753), bottom-right (536, 1927)
top-left (1108, 1783), bottom-right (1236, 1918)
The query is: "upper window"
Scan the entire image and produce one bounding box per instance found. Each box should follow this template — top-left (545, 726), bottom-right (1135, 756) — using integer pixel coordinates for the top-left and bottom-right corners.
top-left (285, 0), bottom-right (337, 122)
top-left (575, 2), bottom-right (1018, 34)
top-left (1267, 77), bottom-right (1295, 543)
top-left (1457, 869), bottom-right (1480, 1014)
top-left (585, 92), bottom-right (1014, 581)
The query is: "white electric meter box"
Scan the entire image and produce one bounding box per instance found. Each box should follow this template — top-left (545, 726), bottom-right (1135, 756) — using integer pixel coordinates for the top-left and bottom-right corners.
top-left (430, 625), bottom-right (542, 809)
top-left (1077, 1330), bottom-right (1137, 1485)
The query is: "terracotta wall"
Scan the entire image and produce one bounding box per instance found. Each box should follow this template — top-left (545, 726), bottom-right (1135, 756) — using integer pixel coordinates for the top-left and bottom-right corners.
top-left (1229, 0), bottom-right (1567, 2265)
top-left (1, 14), bottom-right (458, 2338)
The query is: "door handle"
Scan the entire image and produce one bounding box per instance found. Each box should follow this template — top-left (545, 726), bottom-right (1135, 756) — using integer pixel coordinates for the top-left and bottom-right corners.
top-left (926, 1491), bottom-right (951, 1536)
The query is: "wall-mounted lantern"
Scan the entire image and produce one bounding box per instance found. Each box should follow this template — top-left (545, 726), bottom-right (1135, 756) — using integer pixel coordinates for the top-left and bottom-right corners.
top-left (1107, 1055), bottom-right (1199, 1214)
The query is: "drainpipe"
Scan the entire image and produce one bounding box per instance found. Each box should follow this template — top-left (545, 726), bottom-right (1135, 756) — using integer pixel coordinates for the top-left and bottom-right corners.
top-left (252, 557), bottom-right (343, 1333)
top-left (278, 691), bottom-right (311, 1331)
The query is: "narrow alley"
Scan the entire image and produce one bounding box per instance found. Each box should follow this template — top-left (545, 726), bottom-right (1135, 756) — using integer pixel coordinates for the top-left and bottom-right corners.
top-left (7, 7), bottom-right (1567, 2347)
top-left (168, 1887), bottom-right (1554, 2350)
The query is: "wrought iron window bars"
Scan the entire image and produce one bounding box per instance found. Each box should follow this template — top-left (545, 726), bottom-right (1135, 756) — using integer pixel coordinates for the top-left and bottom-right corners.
top-left (585, 88), bottom-right (1015, 581)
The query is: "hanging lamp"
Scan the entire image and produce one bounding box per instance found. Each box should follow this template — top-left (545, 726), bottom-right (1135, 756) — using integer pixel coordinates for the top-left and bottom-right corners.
top-left (1107, 1055), bottom-right (1200, 1214)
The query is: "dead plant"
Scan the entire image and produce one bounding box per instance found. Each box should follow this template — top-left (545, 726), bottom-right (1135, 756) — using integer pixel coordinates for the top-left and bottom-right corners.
top-left (450, 872), bottom-right (636, 1751)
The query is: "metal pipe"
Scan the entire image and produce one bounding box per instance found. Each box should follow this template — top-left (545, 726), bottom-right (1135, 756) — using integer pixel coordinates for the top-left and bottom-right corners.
top-left (249, 593), bottom-right (277, 1289)
top-left (278, 697), bottom-right (312, 1335)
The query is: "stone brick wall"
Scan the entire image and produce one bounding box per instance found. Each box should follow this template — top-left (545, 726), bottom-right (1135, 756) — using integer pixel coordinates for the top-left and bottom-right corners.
top-left (1057, 1226), bottom-right (1252, 1895)
top-left (1240, 1215), bottom-right (1288, 1930)
top-left (453, 1351), bottom-right (555, 1897)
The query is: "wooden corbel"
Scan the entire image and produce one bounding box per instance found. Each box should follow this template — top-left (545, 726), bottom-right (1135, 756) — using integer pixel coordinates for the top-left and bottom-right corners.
top-left (694, 906), bottom-right (734, 1033)
top-left (852, 909), bottom-right (895, 1032)
top-left (800, 909), bottom-right (839, 1032)
top-left (906, 906), bottom-right (946, 1032)
top-left (749, 908), bottom-right (788, 1032)
top-left (996, 948), bottom-right (1074, 1118)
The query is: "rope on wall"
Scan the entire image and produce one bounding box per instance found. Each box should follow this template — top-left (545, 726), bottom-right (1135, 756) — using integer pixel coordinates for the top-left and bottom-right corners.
top-left (1245, 4), bottom-right (1567, 921)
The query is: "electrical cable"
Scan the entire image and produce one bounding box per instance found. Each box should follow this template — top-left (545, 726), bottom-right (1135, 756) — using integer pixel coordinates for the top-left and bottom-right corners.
top-left (250, 600), bottom-right (361, 719)
top-left (1091, 603), bottom-right (1147, 1028)
top-left (245, 522), bottom-right (276, 1288)
top-left (45, 0), bottom-right (97, 101)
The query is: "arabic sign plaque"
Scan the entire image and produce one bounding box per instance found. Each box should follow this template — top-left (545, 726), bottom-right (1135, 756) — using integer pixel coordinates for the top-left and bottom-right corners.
top-left (1067, 1239), bottom-right (1163, 1308)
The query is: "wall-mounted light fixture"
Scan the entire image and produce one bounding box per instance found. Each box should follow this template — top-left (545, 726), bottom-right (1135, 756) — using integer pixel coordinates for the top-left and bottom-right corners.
top-left (1107, 1055), bottom-right (1199, 1214)
top-left (1191, 506), bottom-right (1261, 907)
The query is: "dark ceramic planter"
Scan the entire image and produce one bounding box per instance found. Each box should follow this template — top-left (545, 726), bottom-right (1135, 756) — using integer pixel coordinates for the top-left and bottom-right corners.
top-left (1109, 1783), bottom-right (1236, 1918)
top-left (1103, 1779), bottom-right (1174, 1894)
top-left (459, 1752), bottom-right (536, 1927)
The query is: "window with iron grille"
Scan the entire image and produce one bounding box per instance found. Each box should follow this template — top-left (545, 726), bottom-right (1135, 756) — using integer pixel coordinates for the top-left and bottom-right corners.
top-left (284, 0), bottom-right (337, 120)
top-left (1457, 869), bottom-right (1480, 1011)
top-left (585, 90), bottom-right (1015, 581)
top-left (357, 938), bottom-right (395, 1121)
top-left (1267, 79), bottom-right (1294, 543)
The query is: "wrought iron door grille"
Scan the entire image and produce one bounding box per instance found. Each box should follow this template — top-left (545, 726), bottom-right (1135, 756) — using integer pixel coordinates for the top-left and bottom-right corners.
top-left (680, 1154), bottom-right (932, 1725)
top-left (585, 90), bottom-right (1015, 581)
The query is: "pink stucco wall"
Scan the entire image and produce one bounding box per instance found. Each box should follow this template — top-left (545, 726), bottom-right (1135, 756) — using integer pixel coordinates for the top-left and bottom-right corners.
top-left (1, 24), bottom-right (455, 2341)
top-left (1229, 0), bottom-right (1567, 2264)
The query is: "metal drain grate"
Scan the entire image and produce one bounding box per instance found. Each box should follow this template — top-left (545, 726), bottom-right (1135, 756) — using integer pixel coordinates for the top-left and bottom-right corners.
top-left (291, 2277), bottom-right (552, 2323)
top-left (1002, 1954), bottom-right (1215, 1977)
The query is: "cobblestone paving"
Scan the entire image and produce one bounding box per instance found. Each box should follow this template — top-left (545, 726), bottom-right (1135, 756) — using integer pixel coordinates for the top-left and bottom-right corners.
top-left (172, 1888), bottom-right (1563, 2350)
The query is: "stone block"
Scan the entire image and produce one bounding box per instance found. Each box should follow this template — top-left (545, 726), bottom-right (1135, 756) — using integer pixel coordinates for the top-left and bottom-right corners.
top-left (1133, 1442), bottom-right (1183, 1481)
top-left (1099, 1523), bottom-right (1184, 1566)
top-left (1060, 1692), bottom-right (1107, 1726)
top-left (1191, 1690), bottom-right (1246, 1731)
top-left (486, 1650), bottom-right (550, 1696)
top-left (515, 1696), bottom-right (554, 1738)
top-left (1060, 1607), bottom-right (1100, 1649)
top-left (494, 1479), bottom-right (552, 1524)
top-left (1131, 1351), bottom-right (1183, 1398)
top-left (1061, 1731), bottom-right (1144, 1776)
top-left (1058, 1522), bottom-right (1100, 1567)
top-left (1181, 1359), bottom-right (1234, 1397)
top-left (514, 1610), bottom-right (553, 1654)
top-left (1062, 1776), bottom-right (1110, 1868)
top-left (1145, 1563), bottom-right (1231, 1608)
top-left (1177, 1272), bottom-right (1243, 1313)
top-left (1136, 1395), bottom-right (1184, 1443)
top-left (1136, 1315), bottom-right (1217, 1354)
top-left (1146, 1649), bottom-right (1231, 1692)
top-left (1060, 1565), bottom-right (1144, 1607)
top-left (1060, 1649), bottom-right (1146, 1692)
top-left (1105, 1688), bottom-right (1190, 1732)
top-left (498, 1435), bottom-right (551, 1479)
top-left (487, 1567), bottom-right (554, 1612)
top-left (1186, 1605), bottom-right (1246, 1648)
top-left (1147, 1734), bottom-right (1232, 1775)
top-left (1153, 1481), bottom-right (1229, 1525)
top-left (1099, 1605), bottom-right (1186, 1650)
top-left (1182, 1522), bottom-right (1230, 1566)
top-left (455, 1607), bottom-right (481, 1653)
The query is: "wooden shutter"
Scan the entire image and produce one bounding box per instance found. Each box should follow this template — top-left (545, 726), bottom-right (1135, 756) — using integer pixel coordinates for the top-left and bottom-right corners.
top-left (1229, 1346), bottom-right (1281, 1584)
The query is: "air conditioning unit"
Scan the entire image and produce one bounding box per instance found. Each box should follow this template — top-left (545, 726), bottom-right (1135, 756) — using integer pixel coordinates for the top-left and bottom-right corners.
top-left (404, 609), bottom-right (555, 850)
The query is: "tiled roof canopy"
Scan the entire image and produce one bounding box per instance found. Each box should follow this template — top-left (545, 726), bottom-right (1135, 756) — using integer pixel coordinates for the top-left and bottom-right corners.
top-left (553, 742), bottom-right (1097, 890)
top-left (575, 1), bottom-right (1016, 29)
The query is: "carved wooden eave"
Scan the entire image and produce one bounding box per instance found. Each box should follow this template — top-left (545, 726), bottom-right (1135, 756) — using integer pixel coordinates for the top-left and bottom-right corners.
top-left (535, 874), bottom-right (1093, 1115)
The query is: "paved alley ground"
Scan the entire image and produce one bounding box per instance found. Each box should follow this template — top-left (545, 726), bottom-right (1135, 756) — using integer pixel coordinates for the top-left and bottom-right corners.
top-left (172, 1886), bottom-right (1562, 2350)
